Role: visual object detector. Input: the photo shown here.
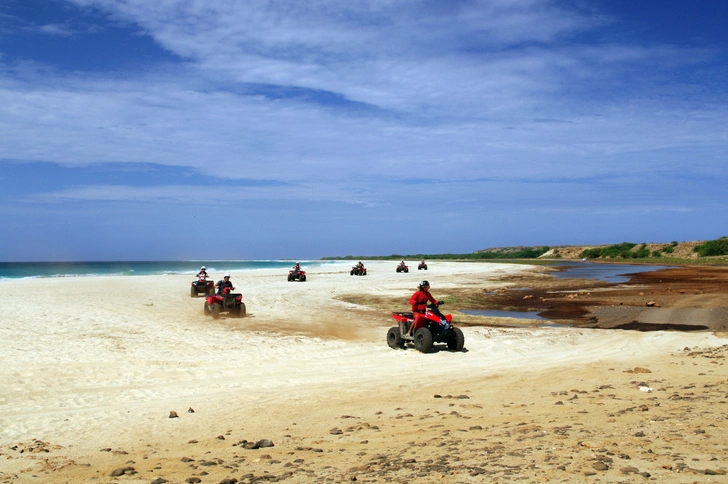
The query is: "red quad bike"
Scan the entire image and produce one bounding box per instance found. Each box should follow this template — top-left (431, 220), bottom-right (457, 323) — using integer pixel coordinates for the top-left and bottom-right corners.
top-left (396, 263), bottom-right (409, 273)
top-left (418, 262), bottom-right (428, 270)
top-left (204, 287), bottom-right (247, 319)
top-left (288, 269), bottom-right (307, 282)
top-left (190, 275), bottom-right (215, 297)
top-left (387, 303), bottom-right (464, 353)
top-left (350, 266), bottom-right (367, 276)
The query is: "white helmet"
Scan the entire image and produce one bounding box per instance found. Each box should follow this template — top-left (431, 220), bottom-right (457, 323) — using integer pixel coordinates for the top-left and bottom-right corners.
top-left (201, 266), bottom-right (206, 270)
top-left (224, 273), bottom-right (230, 278)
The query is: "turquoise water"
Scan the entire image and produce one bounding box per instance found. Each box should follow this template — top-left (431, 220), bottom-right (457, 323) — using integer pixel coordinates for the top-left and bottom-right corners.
top-left (0, 260), bottom-right (336, 280)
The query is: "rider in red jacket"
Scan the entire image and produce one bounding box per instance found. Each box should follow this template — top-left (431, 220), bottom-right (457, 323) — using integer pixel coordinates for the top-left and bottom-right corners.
top-left (407, 280), bottom-right (439, 335)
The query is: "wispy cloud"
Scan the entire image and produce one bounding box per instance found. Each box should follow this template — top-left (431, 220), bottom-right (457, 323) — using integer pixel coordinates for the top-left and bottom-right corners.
top-left (33, 23), bottom-right (75, 36)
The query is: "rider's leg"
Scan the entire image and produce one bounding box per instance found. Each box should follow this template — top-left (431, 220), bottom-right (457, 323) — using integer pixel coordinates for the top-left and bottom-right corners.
top-left (408, 312), bottom-right (426, 335)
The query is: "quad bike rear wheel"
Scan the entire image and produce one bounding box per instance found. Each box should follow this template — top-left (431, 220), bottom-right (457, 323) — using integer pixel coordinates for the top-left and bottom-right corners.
top-left (447, 327), bottom-right (465, 351)
top-left (230, 304), bottom-right (246, 318)
top-left (230, 302), bottom-right (247, 318)
top-left (413, 327), bottom-right (433, 353)
top-left (387, 326), bottom-right (405, 349)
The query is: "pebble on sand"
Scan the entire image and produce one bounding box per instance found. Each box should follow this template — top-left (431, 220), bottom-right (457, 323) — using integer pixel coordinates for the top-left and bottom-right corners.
top-left (257, 439), bottom-right (275, 448)
top-left (109, 466), bottom-right (134, 477)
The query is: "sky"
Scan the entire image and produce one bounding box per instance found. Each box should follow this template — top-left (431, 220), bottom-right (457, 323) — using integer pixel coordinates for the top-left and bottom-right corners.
top-left (0, 0), bottom-right (726, 261)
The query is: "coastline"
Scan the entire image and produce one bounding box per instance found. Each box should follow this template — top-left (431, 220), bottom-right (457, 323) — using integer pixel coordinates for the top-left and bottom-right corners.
top-left (2, 261), bottom-right (727, 482)
top-left (0, 260), bottom-right (347, 280)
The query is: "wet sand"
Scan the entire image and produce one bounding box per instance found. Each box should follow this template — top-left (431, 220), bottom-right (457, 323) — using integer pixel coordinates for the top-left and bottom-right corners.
top-left (1, 261), bottom-right (727, 483)
top-left (477, 264), bottom-right (728, 332)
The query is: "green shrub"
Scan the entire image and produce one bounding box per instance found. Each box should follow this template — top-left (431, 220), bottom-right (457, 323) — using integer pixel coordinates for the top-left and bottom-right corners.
top-left (693, 237), bottom-right (728, 257)
top-left (662, 246), bottom-right (674, 254)
top-left (580, 242), bottom-right (654, 259)
top-left (651, 250), bottom-right (662, 257)
top-left (601, 242), bottom-right (637, 258)
top-left (473, 246), bottom-right (550, 259)
top-left (580, 248), bottom-right (604, 259)
top-left (632, 246), bottom-right (650, 258)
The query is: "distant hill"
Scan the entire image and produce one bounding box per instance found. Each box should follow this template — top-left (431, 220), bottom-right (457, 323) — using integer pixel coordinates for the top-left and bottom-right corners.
top-left (323, 237), bottom-right (728, 263)
top-left (477, 238), bottom-right (726, 261)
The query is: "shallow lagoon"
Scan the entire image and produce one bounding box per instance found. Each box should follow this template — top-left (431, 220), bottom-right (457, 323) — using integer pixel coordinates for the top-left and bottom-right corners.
top-left (461, 309), bottom-right (547, 320)
top-left (548, 261), bottom-right (669, 283)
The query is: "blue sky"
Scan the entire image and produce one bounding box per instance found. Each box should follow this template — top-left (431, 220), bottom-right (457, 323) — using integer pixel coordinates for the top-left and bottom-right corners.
top-left (1, 0), bottom-right (726, 261)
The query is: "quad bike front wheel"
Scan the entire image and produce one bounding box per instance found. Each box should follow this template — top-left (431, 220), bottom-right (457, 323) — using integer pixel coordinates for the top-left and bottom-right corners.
top-left (447, 327), bottom-right (465, 351)
top-left (190, 286), bottom-right (197, 297)
top-left (210, 304), bottom-right (221, 319)
top-left (203, 302), bottom-right (211, 315)
top-left (413, 327), bottom-right (433, 353)
top-left (387, 326), bottom-right (405, 349)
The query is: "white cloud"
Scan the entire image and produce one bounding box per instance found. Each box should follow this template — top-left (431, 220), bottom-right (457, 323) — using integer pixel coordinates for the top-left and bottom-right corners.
top-left (34, 23), bottom-right (75, 36)
top-left (1, 0), bottom-right (726, 205)
top-left (27, 182), bottom-right (387, 206)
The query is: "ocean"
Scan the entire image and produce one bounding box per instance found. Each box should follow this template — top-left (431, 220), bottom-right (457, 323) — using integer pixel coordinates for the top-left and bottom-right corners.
top-left (0, 260), bottom-right (338, 280)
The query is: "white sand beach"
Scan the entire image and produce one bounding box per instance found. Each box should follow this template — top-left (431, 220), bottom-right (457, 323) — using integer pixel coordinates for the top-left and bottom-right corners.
top-left (1, 261), bottom-right (727, 483)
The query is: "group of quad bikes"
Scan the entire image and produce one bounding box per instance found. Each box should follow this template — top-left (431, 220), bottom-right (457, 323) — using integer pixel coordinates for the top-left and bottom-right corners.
top-left (190, 274), bottom-right (246, 320)
top-left (191, 261), bottom-right (464, 353)
top-left (350, 260), bottom-right (427, 275)
top-left (396, 260), bottom-right (428, 273)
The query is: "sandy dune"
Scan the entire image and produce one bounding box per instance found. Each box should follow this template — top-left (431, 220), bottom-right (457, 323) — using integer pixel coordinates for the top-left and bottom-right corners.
top-left (1, 261), bottom-right (726, 483)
